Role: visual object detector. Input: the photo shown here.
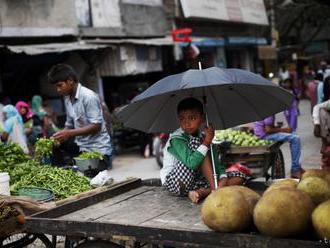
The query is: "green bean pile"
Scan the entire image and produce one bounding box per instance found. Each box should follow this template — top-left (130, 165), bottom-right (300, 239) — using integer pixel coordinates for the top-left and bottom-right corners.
top-left (10, 165), bottom-right (91, 200)
top-left (0, 143), bottom-right (29, 169)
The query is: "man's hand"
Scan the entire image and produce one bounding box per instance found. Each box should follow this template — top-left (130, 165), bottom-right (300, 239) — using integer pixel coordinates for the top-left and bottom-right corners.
top-left (218, 177), bottom-right (228, 188)
top-left (282, 127), bottom-right (292, 133)
top-left (203, 125), bottom-right (214, 147)
top-left (52, 130), bottom-right (73, 143)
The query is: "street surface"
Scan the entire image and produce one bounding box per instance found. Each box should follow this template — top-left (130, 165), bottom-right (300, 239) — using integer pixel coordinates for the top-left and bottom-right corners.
top-left (110, 99), bottom-right (321, 182)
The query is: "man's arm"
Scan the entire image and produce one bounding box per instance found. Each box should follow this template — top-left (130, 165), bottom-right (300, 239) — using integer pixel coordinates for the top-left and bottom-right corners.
top-left (265, 125), bottom-right (291, 134)
top-left (53, 124), bottom-right (101, 143)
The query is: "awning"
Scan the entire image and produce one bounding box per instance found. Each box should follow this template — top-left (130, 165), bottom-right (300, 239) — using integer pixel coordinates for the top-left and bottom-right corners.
top-left (85, 36), bottom-right (175, 46)
top-left (3, 41), bottom-right (110, 55)
top-left (2, 37), bottom-right (175, 55)
top-left (179, 37), bottom-right (225, 47)
top-left (227, 37), bottom-right (267, 45)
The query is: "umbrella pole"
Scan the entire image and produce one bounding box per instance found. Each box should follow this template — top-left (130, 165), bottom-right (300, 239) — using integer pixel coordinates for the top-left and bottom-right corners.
top-left (200, 62), bottom-right (218, 189)
top-left (204, 110), bottom-right (219, 189)
top-left (202, 95), bottom-right (219, 190)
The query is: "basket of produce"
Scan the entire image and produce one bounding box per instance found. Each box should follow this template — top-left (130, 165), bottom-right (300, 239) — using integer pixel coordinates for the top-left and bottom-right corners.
top-left (74, 152), bottom-right (103, 172)
top-left (213, 129), bottom-right (273, 153)
top-left (17, 187), bottom-right (55, 202)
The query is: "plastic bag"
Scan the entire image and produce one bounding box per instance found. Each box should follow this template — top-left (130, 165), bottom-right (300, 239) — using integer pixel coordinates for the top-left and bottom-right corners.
top-left (8, 120), bottom-right (29, 154)
top-left (226, 162), bottom-right (252, 176)
top-left (90, 170), bottom-right (113, 188)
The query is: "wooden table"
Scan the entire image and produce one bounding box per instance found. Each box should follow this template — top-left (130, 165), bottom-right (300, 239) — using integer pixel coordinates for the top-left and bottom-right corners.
top-left (25, 178), bottom-right (320, 248)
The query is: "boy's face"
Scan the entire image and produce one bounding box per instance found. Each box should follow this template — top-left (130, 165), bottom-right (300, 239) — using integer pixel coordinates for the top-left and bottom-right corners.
top-left (178, 109), bottom-right (204, 135)
top-left (55, 80), bottom-right (74, 96)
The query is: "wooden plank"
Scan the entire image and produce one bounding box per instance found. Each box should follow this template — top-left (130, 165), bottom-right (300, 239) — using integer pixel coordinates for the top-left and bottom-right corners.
top-left (25, 218), bottom-right (320, 248)
top-left (25, 183), bottom-right (319, 247)
top-left (93, 187), bottom-right (180, 225)
top-left (58, 186), bottom-right (156, 222)
top-left (30, 178), bottom-right (142, 219)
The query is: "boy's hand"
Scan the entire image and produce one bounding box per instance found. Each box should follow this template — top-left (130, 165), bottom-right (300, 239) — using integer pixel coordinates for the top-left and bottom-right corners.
top-left (203, 125), bottom-right (214, 146)
top-left (218, 178), bottom-right (228, 188)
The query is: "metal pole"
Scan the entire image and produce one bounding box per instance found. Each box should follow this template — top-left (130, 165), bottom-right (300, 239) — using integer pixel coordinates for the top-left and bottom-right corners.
top-left (203, 98), bottom-right (219, 190)
top-left (199, 61), bottom-right (218, 189)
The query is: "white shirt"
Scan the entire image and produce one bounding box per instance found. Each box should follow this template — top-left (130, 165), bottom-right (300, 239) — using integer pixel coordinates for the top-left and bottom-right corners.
top-left (312, 100), bottom-right (330, 125)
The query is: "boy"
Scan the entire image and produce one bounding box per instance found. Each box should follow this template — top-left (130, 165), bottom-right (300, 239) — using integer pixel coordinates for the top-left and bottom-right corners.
top-left (160, 97), bottom-right (246, 203)
top-left (47, 64), bottom-right (113, 171)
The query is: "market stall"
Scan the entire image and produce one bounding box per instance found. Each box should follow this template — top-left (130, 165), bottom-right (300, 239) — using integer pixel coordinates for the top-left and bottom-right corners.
top-left (0, 139), bottom-right (103, 244)
top-left (213, 128), bottom-right (285, 180)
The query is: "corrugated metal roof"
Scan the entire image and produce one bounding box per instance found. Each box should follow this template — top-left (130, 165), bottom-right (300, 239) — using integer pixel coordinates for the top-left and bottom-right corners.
top-left (3, 41), bottom-right (109, 55)
top-left (2, 37), bottom-right (175, 55)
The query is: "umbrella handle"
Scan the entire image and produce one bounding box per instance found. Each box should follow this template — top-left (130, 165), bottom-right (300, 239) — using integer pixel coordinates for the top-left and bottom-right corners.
top-left (200, 65), bottom-right (218, 190)
top-left (203, 97), bottom-right (219, 190)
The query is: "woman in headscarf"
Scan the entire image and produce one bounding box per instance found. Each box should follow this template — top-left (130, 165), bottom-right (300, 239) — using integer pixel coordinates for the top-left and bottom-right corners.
top-left (1, 105), bottom-right (29, 153)
top-left (15, 101), bottom-right (33, 135)
top-left (31, 95), bottom-right (49, 137)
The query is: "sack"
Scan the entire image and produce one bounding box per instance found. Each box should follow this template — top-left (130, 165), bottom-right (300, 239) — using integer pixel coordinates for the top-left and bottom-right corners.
top-left (90, 170), bottom-right (113, 188)
top-left (8, 120), bottom-right (29, 154)
top-left (226, 163), bottom-right (252, 176)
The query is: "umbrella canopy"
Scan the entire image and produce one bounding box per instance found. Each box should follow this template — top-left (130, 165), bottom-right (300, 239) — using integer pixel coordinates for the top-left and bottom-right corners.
top-left (116, 67), bottom-right (293, 133)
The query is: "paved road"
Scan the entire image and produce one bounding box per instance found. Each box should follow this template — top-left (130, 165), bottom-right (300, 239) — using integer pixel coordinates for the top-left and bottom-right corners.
top-left (110, 99), bottom-right (321, 183)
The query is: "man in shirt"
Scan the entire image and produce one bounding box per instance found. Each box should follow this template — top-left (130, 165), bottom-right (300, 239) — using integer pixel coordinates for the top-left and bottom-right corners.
top-left (254, 116), bottom-right (304, 179)
top-left (48, 64), bottom-right (113, 171)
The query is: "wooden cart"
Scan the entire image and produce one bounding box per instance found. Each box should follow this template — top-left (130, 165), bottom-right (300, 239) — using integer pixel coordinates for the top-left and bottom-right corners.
top-left (22, 178), bottom-right (321, 248)
top-left (214, 141), bottom-right (285, 180)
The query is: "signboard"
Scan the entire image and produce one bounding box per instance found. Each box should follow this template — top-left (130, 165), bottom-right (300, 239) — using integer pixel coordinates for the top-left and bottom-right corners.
top-left (75, 0), bottom-right (91, 27)
top-left (91, 0), bottom-right (122, 28)
top-left (180, 0), bottom-right (268, 26)
top-left (258, 45), bottom-right (277, 60)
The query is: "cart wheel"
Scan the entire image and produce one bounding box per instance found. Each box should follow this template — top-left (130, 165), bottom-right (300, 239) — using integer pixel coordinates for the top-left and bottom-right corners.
top-left (271, 149), bottom-right (285, 179)
top-left (155, 139), bottom-right (165, 168)
top-left (1, 233), bottom-right (54, 248)
top-left (77, 240), bottom-right (123, 248)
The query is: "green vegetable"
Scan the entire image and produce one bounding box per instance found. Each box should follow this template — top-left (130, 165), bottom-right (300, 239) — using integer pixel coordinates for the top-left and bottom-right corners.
top-left (79, 151), bottom-right (103, 160)
top-left (10, 165), bottom-right (91, 200)
top-left (0, 143), bottom-right (30, 170)
top-left (34, 138), bottom-right (56, 162)
top-left (214, 129), bottom-right (273, 147)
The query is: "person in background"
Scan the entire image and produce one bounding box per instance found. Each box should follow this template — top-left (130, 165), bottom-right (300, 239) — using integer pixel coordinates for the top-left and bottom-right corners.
top-left (279, 65), bottom-right (289, 82)
top-left (307, 76), bottom-right (319, 114)
top-left (31, 95), bottom-right (50, 137)
top-left (1, 105), bottom-right (28, 153)
top-left (322, 75), bottom-right (330, 103)
top-left (48, 63), bottom-right (113, 172)
top-left (15, 101), bottom-right (33, 136)
top-left (317, 108), bottom-right (330, 171)
top-left (254, 116), bottom-right (304, 179)
top-left (315, 73), bottom-right (324, 104)
top-left (41, 97), bottom-right (60, 136)
top-left (281, 78), bottom-right (299, 132)
top-left (318, 61), bottom-right (330, 78)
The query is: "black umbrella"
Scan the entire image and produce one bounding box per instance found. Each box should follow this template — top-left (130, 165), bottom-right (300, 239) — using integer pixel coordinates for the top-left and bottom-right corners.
top-left (116, 66), bottom-right (293, 188)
